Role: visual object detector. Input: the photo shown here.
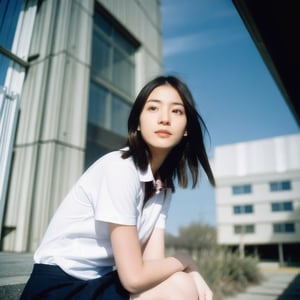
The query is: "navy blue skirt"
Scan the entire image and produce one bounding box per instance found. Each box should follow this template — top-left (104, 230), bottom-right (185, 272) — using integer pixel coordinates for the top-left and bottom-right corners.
top-left (20, 264), bottom-right (130, 300)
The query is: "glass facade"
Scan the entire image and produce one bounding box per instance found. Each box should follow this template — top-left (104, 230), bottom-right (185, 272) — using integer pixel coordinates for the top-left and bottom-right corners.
top-left (234, 224), bottom-right (254, 234)
top-left (85, 9), bottom-right (137, 168)
top-left (273, 223), bottom-right (295, 233)
top-left (233, 204), bottom-right (253, 214)
top-left (0, 0), bottom-right (24, 85)
top-left (270, 180), bottom-right (291, 191)
top-left (232, 184), bottom-right (252, 194)
top-left (271, 201), bottom-right (293, 212)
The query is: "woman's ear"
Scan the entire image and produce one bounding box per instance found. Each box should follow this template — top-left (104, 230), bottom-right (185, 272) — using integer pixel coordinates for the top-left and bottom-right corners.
top-left (183, 130), bottom-right (188, 136)
top-left (137, 125), bottom-right (141, 131)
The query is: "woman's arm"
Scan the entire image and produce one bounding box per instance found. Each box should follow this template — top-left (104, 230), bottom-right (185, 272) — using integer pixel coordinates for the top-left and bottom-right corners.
top-left (142, 227), bottom-right (165, 260)
top-left (109, 223), bottom-right (193, 294)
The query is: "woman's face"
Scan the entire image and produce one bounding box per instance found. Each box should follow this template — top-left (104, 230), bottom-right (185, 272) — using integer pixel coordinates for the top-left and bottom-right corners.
top-left (138, 84), bottom-right (187, 156)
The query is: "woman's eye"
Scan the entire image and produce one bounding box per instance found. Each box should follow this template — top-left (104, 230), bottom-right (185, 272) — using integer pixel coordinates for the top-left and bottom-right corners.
top-left (173, 109), bottom-right (184, 115)
top-left (148, 106), bottom-right (158, 111)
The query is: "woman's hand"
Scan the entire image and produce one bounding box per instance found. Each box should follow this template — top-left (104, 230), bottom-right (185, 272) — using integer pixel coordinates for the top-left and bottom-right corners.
top-left (173, 253), bottom-right (213, 299)
top-left (189, 271), bottom-right (213, 300)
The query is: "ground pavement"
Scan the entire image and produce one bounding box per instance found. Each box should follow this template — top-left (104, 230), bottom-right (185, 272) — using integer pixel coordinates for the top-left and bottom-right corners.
top-left (225, 266), bottom-right (300, 300)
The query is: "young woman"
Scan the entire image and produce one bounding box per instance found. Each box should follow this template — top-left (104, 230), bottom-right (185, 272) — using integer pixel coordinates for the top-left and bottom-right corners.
top-left (21, 75), bottom-right (215, 300)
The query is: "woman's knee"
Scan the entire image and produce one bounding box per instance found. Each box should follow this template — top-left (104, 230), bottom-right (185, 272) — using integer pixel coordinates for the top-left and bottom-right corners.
top-left (168, 272), bottom-right (198, 296)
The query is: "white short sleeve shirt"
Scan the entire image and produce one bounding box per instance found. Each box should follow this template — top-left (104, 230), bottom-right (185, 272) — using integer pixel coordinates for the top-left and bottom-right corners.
top-left (34, 150), bottom-right (172, 280)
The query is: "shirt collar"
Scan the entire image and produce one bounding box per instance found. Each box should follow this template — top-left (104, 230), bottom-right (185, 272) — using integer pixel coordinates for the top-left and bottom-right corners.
top-left (138, 163), bottom-right (154, 183)
top-left (120, 147), bottom-right (154, 183)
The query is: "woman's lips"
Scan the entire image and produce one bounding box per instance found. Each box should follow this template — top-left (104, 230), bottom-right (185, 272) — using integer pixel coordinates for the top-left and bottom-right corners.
top-left (155, 130), bottom-right (172, 137)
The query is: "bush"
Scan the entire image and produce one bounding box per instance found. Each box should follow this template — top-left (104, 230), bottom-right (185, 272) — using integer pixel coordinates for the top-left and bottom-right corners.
top-left (196, 248), bottom-right (263, 300)
top-left (166, 223), bottom-right (263, 299)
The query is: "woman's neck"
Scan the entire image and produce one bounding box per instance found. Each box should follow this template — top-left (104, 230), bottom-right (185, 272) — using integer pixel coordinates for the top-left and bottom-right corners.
top-left (149, 149), bottom-right (170, 176)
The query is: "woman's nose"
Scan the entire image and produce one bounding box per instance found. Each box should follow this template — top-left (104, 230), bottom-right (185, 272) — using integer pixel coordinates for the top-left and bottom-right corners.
top-left (158, 110), bottom-right (170, 125)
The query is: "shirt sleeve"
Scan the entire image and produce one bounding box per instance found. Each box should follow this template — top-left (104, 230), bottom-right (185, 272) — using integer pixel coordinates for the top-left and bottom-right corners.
top-left (155, 190), bottom-right (172, 229)
top-left (94, 160), bottom-right (140, 225)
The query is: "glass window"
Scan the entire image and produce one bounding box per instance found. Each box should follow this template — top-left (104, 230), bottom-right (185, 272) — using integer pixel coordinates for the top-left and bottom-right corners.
top-left (112, 50), bottom-right (134, 95)
top-left (91, 35), bottom-right (111, 80)
top-left (233, 205), bottom-right (253, 214)
top-left (234, 224), bottom-right (254, 234)
top-left (245, 224), bottom-right (254, 233)
top-left (85, 141), bottom-right (108, 169)
top-left (0, 0), bottom-right (23, 52)
top-left (273, 223), bottom-right (295, 233)
top-left (283, 201), bottom-right (293, 211)
top-left (94, 12), bottom-right (112, 36)
top-left (232, 184), bottom-right (252, 195)
top-left (244, 205), bottom-right (253, 213)
top-left (111, 94), bottom-right (131, 136)
top-left (88, 82), bottom-right (109, 128)
top-left (0, 0), bottom-right (25, 85)
top-left (233, 206), bottom-right (241, 214)
top-left (270, 180), bottom-right (291, 191)
top-left (271, 201), bottom-right (293, 212)
top-left (0, 54), bottom-right (10, 86)
top-left (85, 9), bottom-right (137, 168)
top-left (91, 11), bottom-right (136, 97)
top-left (234, 225), bottom-right (242, 234)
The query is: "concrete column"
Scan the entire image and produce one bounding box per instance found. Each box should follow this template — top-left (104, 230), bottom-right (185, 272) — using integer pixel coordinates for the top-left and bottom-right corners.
top-left (278, 243), bottom-right (284, 267)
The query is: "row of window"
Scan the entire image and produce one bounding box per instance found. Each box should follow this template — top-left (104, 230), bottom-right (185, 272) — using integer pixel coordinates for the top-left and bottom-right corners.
top-left (233, 201), bottom-right (294, 214)
top-left (234, 223), bottom-right (296, 234)
top-left (232, 180), bottom-right (291, 195)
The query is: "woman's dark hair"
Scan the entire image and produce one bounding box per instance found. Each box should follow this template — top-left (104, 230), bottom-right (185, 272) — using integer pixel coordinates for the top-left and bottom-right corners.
top-left (122, 75), bottom-right (215, 202)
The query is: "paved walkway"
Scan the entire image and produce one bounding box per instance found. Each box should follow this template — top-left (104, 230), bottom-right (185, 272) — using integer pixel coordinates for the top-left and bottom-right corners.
top-left (225, 267), bottom-right (300, 300)
top-left (0, 252), bottom-right (299, 300)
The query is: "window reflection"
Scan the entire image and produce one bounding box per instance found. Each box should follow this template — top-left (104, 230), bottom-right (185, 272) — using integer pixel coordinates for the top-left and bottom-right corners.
top-left (85, 9), bottom-right (137, 167)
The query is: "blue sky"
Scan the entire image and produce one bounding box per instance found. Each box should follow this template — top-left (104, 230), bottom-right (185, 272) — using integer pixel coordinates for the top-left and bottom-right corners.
top-left (161, 0), bottom-right (299, 235)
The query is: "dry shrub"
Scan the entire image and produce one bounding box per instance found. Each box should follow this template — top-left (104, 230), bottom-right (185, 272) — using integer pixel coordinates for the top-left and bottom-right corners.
top-left (196, 248), bottom-right (262, 300)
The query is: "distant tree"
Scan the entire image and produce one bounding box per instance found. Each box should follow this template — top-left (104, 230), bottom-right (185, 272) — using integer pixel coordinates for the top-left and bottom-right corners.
top-left (166, 222), bottom-right (217, 251)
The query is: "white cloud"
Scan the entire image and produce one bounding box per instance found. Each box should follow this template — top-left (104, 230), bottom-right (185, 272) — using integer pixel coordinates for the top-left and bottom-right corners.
top-left (163, 32), bottom-right (212, 57)
top-left (163, 29), bottom-right (244, 57)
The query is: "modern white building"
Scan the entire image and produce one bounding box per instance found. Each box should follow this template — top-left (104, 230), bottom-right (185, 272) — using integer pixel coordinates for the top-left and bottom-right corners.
top-left (0, 0), bottom-right (162, 252)
top-left (214, 133), bottom-right (300, 265)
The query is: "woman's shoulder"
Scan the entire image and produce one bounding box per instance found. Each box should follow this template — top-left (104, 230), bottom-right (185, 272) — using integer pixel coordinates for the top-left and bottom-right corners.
top-left (85, 149), bottom-right (137, 176)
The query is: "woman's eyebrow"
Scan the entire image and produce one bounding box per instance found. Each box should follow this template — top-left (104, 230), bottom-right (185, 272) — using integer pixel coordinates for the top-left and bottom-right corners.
top-left (146, 99), bottom-right (184, 106)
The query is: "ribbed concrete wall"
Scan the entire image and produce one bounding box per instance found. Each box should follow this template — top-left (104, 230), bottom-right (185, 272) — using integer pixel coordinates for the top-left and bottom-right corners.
top-left (3, 0), bottom-right (162, 252)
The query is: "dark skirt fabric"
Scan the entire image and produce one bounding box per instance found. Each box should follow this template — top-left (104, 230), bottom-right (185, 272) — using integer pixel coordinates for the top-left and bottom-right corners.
top-left (20, 264), bottom-right (130, 300)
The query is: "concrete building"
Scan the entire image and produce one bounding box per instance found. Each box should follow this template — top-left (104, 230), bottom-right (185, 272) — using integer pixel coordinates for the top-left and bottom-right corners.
top-left (0, 0), bottom-right (162, 252)
top-left (214, 133), bottom-right (300, 265)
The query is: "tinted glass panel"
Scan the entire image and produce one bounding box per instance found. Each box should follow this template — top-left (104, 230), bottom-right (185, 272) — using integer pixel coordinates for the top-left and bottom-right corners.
top-left (283, 202), bottom-right (293, 211)
top-left (88, 82), bottom-right (109, 128)
top-left (0, 0), bottom-right (23, 51)
top-left (233, 206), bottom-right (241, 214)
top-left (273, 223), bottom-right (295, 233)
top-left (111, 95), bottom-right (131, 136)
top-left (271, 203), bottom-right (280, 211)
top-left (285, 223), bottom-right (295, 232)
top-left (85, 141), bottom-right (108, 169)
top-left (112, 50), bottom-right (133, 95)
top-left (232, 184), bottom-right (252, 194)
top-left (234, 225), bottom-right (242, 234)
top-left (244, 205), bottom-right (253, 213)
top-left (94, 13), bottom-right (112, 36)
top-left (114, 30), bottom-right (135, 54)
top-left (270, 180), bottom-right (291, 191)
top-left (245, 225), bottom-right (254, 233)
top-left (91, 34), bottom-right (111, 80)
